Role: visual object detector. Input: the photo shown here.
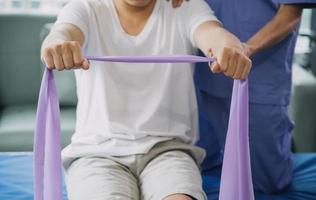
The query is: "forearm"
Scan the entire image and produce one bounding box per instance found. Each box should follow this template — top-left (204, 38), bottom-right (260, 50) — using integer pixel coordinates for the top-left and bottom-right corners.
top-left (41, 23), bottom-right (84, 54)
top-left (195, 21), bottom-right (243, 57)
top-left (246, 4), bottom-right (302, 57)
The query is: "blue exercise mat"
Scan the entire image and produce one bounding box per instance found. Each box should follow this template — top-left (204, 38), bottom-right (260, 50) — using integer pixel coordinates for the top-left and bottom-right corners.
top-left (0, 152), bottom-right (316, 200)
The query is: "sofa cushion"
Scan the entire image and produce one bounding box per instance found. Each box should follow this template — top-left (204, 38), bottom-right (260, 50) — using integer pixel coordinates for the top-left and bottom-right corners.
top-left (0, 105), bottom-right (75, 151)
top-left (0, 15), bottom-right (56, 107)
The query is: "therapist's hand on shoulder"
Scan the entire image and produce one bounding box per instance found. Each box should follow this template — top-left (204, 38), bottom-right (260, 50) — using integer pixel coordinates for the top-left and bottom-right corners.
top-left (41, 23), bottom-right (89, 71)
top-left (194, 21), bottom-right (252, 80)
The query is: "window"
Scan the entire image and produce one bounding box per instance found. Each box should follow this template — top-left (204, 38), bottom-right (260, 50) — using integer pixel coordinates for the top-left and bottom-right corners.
top-left (296, 10), bottom-right (313, 54)
top-left (300, 9), bottom-right (312, 30)
top-left (0, 0), bottom-right (67, 14)
top-left (294, 9), bottom-right (315, 68)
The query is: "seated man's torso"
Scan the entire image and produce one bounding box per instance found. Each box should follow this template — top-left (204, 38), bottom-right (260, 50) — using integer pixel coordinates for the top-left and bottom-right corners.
top-left (56, 0), bottom-right (216, 158)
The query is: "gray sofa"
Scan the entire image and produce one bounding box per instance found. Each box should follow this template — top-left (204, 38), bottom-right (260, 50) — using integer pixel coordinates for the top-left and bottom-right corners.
top-left (0, 14), bottom-right (76, 151)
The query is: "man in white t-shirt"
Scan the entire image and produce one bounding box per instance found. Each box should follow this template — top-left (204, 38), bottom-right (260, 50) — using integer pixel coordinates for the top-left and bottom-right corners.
top-left (41, 0), bottom-right (251, 199)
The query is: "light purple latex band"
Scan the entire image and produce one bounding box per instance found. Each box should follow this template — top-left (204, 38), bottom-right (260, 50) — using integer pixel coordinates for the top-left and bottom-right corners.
top-left (34, 69), bottom-right (62, 200)
top-left (85, 55), bottom-right (215, 63)
top-left (219, 80), bottom-right (254, 200)
top-left (33, 55), bottom-right (253, 200)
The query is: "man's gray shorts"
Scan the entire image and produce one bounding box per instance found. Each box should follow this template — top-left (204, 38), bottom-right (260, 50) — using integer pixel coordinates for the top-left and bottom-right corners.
top-left (64, 139), bottom-right (207, 200)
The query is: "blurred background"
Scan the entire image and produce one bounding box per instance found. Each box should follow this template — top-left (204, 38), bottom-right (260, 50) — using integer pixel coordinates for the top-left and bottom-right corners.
top-left (0, 0), bottom-right (65, 14)
top-left (0, 2), bottom-right (316, 153)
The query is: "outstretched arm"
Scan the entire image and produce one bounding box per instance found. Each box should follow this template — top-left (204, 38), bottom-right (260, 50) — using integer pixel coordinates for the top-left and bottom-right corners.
top-left (194, 21), bottom-right (252, 80)
top-left (41, 23), bottom-right (89, 71)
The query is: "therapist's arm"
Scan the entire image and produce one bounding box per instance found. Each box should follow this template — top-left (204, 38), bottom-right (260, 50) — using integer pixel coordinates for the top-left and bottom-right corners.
top-left (41, 23), bottom-right (89, 70)
top-left (194, 21), bottom-right (252, 80)
top-left (244, 4), bottom-right (303, 57)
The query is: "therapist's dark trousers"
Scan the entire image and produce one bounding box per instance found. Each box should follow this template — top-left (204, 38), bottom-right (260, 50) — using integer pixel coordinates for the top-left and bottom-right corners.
top-left (196, 90), bottom-right (294, 194)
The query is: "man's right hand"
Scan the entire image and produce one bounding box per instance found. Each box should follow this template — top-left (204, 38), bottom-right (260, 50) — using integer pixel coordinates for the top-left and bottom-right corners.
top-left (41, 23), bottom-right (88, 71)
top-left (41, 40), bottom-right (89, 71)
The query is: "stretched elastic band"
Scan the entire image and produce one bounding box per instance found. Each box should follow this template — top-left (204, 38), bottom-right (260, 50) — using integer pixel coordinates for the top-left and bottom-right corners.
top-left (33, 55), bottom-right (253, 200)
top-left (85, 55), bottom-right (215, 63)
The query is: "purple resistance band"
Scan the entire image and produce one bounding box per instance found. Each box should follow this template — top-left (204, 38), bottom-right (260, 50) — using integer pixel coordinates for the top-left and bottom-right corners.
top-left (33, 55), bottom-right (254, 200)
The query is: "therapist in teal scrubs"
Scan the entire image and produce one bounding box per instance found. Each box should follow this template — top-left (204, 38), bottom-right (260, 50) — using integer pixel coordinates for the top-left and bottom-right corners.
top-left (171, 0), bottom-right (316, 194)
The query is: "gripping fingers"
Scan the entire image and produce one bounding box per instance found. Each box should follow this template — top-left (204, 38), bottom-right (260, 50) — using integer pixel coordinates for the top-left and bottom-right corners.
top-left (81, 59), bottom-right (90, 70)
top-left (233, 62), bottom-right (244, 79)
top-left (226, 51), bottom-right (239, 77)
top-left (62, 43), bottom-right (74, 69)
top-left (232, 55), bottom-right (247, 79)
top-left (210, 62), bottom-right (221, 73)
top-left (42, 41), bottom-right (86, 71)
top-left (51, 45), bottom-right (65, 71)
top-left (218, 48), bottom-right (230, 73)
top-left (241, 58), bottom-right (252, 79)
top-left (233, 55), bottom-right (252, 80)
top-left (43, 48), bottom-right (55, 69)
top-left (70, 41), bottom-right (87, 69)
top-left (221, 47), bottom-right (252, 79)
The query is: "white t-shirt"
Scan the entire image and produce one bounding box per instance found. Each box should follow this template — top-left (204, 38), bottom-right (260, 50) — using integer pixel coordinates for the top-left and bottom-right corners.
top-left (56, 0), bottom-right (218, 159)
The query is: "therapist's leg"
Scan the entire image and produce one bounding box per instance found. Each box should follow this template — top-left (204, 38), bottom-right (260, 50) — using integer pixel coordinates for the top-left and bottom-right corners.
top-left (249, 104), bottom-right (294, 194)
top-left (195, 90), bottom-right (230, 170)
top-left (195, 91), bottom-right (294, 193)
